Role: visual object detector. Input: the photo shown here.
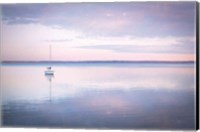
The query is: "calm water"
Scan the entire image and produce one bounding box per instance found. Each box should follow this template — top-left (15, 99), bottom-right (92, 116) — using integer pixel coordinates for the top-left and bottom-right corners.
top-left (1, 63), bottom-right (196, 129)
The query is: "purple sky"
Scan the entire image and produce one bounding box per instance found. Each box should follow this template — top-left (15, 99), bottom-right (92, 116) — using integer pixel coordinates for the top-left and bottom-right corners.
top-left (1, 2), bottom-right (196, 61)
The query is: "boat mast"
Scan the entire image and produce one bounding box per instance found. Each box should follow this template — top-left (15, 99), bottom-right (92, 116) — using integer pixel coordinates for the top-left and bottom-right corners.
top-left (49, 44), bottom-right (52, 67)
top-left (50, 44), bottom-right (52, 62)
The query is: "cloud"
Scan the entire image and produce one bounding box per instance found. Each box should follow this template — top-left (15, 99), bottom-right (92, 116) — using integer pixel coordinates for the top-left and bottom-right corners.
top-left (2, 22), bottom-right (83, 42)
top-left (1, 2), bottom-right (196, 37)
top-left (3, 17), bottom-right (38, 25)
top-left (45, 33), bottom-right (195, 55)
top-left (75, 36), bottom-right (195, 54)
top-left (79, 44), bottom-right (194, 54)
top-left (46, 34), bottom-right (194, 49)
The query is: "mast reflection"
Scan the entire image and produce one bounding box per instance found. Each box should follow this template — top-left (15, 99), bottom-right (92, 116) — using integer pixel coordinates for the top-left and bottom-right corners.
top-left (45, 74), bottom-right (54, 102)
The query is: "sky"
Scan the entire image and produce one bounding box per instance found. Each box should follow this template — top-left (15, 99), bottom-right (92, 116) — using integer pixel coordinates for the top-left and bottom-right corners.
top-left (0, 2), bottom-right (196, 61)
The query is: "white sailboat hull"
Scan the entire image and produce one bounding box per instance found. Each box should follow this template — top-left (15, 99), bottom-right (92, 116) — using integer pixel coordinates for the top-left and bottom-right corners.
top-left (45, 70), bottom-right (54, 75)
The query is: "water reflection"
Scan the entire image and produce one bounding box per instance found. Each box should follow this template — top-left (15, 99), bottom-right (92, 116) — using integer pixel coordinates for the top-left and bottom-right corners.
top-left (45, 74), bottom-right (54, 102)
top-left (1, 63), bottom-right (195, 129)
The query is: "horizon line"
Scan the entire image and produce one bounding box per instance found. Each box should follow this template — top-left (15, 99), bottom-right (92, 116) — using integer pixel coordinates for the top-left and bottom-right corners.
top-left (1, 60), bottom-right (195, 63)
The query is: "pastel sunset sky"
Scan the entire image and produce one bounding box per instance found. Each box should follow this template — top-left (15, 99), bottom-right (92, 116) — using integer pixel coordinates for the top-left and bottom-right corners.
top-left (0, 2), bottom-right (196, 61)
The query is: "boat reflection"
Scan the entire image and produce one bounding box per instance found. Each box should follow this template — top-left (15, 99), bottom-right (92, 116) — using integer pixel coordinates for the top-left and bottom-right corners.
top-left (45, 74), bottom-right (54, 102)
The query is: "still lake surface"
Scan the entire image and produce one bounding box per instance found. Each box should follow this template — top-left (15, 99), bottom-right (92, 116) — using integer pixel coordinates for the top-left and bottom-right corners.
top-left (1, 62), bottom-right (196, 129)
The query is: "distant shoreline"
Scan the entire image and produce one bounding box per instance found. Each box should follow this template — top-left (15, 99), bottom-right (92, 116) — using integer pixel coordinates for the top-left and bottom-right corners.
top-left (0, 60), bottom-right (195, 64)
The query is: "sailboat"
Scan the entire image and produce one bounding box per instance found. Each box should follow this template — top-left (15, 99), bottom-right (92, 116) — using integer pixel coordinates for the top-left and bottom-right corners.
top-left (45, 45), bottom-right (54, 76)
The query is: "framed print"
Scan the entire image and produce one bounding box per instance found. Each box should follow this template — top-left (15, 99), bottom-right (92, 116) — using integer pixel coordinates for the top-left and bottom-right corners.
top-left (0, 1), bottom-right (199, 130)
